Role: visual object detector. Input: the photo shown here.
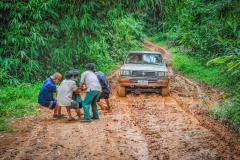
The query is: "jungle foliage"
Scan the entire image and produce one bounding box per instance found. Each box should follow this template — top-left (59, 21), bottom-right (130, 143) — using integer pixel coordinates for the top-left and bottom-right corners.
top-left (144, 0), bottom-right (240, 133)
top-left (0, 0), bottom-right (163, 85)
top-left (144, 0), bottom-right (240, 79)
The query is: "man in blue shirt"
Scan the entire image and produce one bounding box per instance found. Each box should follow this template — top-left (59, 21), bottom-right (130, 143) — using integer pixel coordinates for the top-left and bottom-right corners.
top-left (38, 72), bottom-right (66, 118)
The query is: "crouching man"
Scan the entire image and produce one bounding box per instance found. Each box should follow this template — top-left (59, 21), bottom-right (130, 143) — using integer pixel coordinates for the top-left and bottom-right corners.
top-left (57, 71), bottom-right (82, 121)
top-left (38, 72), bottom-right (66, 118)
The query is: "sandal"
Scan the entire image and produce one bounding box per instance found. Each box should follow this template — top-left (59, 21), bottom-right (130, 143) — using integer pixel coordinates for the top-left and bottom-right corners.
top-left (53, 114), bottom-right (67, 119)
top-left (58, 114), bottom-right (67, 119)
top-left (67, 117), bottom-right (75, 121)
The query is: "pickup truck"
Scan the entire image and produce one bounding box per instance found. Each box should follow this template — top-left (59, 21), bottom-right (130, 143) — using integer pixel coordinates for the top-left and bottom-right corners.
top-left (117, 51), bottom-right (169, 97)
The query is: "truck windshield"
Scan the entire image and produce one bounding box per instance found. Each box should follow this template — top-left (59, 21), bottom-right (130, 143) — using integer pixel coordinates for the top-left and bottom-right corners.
top-left (125, 53), bottom-right (163, 65)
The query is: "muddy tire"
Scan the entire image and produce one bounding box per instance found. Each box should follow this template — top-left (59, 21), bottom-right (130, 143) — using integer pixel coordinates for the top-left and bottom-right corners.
top-left (161, 86), bottom-right (169, 96)
top-left (118, 86), bottom-right (126, 97)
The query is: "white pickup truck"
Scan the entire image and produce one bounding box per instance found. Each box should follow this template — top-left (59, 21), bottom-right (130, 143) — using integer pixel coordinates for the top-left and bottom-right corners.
top-left (117, 51), bottom-right (169, 97)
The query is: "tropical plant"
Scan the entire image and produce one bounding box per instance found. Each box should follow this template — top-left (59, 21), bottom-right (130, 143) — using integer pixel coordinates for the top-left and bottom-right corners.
top-left (0, 0), bottom-right (163, 85)
top-left (207, 36), bottom-right (240, 79)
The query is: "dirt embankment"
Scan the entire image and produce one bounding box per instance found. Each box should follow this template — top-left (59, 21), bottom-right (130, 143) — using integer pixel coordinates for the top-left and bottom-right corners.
top-left (0, 40), bottom-right (240, 160)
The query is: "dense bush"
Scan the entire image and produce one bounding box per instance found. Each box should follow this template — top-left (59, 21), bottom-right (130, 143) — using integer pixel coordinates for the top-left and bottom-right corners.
top-left (144, 0), bottom-right (239, 76)
top-left (1, 0), bottom-right (160, 85)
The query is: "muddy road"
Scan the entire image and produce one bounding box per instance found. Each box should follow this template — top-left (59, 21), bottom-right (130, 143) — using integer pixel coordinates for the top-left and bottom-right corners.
top-left (1, 40), bottom-right (240, 160)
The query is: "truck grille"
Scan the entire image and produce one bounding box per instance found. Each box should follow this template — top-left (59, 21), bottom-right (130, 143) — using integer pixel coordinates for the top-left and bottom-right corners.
top-left (132, 71), bottom-right (156, 77)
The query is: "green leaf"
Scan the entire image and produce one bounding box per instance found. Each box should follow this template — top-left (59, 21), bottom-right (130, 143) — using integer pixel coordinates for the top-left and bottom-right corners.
top-left (207, 56), bottom-right (231, 65)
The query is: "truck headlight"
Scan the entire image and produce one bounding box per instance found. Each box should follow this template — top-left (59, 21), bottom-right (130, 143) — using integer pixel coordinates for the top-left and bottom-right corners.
top-left (158, 71), bottom-right (165, 76)
top-left (120, 70), bottom-right (130, 75)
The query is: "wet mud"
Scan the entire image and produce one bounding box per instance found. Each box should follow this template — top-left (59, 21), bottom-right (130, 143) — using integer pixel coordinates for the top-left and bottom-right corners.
top-left (0, 40), bottom-right (240, 160)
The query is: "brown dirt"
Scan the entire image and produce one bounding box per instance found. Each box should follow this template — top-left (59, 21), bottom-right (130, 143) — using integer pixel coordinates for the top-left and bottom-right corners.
top-left (1, 40), bottom-right (240, 160)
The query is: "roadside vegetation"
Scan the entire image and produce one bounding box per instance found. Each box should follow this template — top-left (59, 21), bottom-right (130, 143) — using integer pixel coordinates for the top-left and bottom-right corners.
top-left (145, 0), bottom-right (240, 133)
top-left (0, 83), bottom-right (42, 131)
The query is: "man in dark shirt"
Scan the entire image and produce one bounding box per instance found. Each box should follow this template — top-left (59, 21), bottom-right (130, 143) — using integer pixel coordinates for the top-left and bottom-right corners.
top-left (94, 70), bottom-right (112, 110)
top-left (38, 72), bottom-right (65, 118)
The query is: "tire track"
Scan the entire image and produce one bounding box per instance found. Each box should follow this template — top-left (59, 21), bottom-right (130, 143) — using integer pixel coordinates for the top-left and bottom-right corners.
top-left (123, 93), bottom-right (239, 159)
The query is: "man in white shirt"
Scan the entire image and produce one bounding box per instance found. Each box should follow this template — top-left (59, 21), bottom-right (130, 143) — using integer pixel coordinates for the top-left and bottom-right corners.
top-left (57, 71), bottom-right (82, 121)
top-left (80, 63), bottom-right (102, 123)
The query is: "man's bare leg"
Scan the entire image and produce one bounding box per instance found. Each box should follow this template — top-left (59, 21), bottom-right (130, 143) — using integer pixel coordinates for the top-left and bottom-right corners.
top-left (53, 105), bottom-right (66, 118)
top-left (53, 105), bottom-right (58, 115)
top-left (54, 104), bottom-right (63, 115)
top-left (75, 108), bottom-right (81, 119)
top-left (97, 101), bottom-right (105, 110)
top-left (80, 108), bottom-right (84, 115)
top-left (57, 104), bottom-right (62, 115)
top-left (66, 107), bottom-right (73, 120)
top-left (105, 99), bottom-right (110, 109)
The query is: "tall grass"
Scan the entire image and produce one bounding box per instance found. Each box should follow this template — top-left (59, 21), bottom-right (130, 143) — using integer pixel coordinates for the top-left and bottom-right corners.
top-left (0, 83), bottom-right (42, 131)
top-left (209, 96), bottom-right (240, 134)
top-left (172, 53), bottom-right (236, 92)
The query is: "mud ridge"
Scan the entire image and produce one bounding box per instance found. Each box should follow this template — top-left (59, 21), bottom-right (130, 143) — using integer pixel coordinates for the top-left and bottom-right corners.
top-left (172, 94), bottom-right (240, 151)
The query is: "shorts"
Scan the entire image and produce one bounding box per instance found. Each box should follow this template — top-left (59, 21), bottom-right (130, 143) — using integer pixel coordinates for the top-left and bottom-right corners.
top-left (67, 100), bottom-right (83, 109)
top-left (97, 92), bottom-right (109, 102)
top-left (39, 100), bottom-right (57, 110)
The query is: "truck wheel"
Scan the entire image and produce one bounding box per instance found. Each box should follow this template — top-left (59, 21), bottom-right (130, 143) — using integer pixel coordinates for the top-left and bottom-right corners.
top-left (118, 86), bottom-right (126, 97)
top-left (161, 86), bottom-right (169, 96)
